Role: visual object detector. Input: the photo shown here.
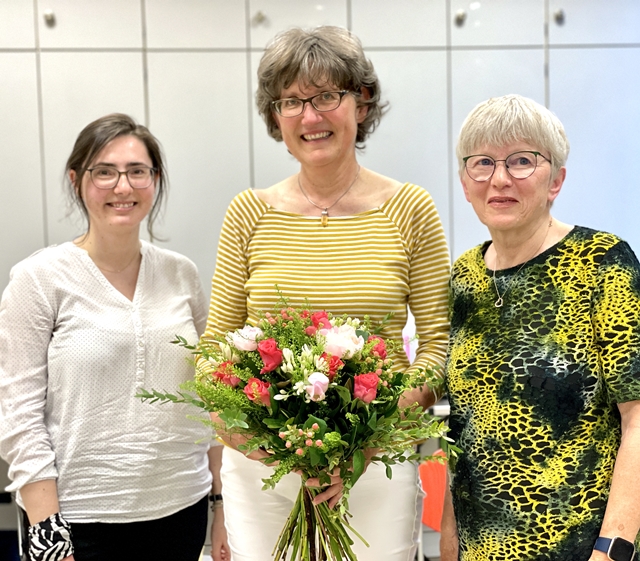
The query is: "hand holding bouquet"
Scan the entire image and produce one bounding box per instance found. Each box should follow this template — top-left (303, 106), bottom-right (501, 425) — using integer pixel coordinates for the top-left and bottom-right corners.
top-left (140, 303), bottom-right (452, 561)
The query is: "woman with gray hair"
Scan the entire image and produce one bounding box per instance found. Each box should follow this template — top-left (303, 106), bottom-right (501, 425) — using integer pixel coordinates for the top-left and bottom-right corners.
top-left (204, 26), bottom-right (451, 561)
top-left (442, 94), bottom-right (640, 561)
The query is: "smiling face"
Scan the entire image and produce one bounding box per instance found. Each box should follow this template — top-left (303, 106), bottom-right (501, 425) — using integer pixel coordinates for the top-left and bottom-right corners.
top-left (70, 135), bottom-right (156, 236)
top-left (273, 81), bottom-right (368, 170)
top-left (461, 142), bottom-right (566, 235)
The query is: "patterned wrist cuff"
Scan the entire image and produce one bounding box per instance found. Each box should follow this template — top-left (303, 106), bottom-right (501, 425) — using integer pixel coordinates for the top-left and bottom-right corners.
top-left (209, 493), bottom-right (224, 511)
top-left (28, 512), bottom-right (74, 561)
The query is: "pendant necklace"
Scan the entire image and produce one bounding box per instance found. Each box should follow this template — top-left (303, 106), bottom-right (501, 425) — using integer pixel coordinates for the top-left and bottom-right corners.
top-left (95, 248), bottom-right (141, 274)
top-left (492, 219), bottom-right (552, 308)
top-left (297, 166), bottom-right (360, 227)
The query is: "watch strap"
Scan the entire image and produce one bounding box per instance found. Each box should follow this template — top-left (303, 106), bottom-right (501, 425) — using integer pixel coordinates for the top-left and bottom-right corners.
top-left (595, 537), bottom-right (613, 554)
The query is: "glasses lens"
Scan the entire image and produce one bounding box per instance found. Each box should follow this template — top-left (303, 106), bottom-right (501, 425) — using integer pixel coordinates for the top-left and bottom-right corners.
top-left (506, 152), bottom-right (537, 179)
top-left (90, 166), bottom-right (119, 189)
top-left (311, 92), bottom-right (342, 112)
top-left (127, 167), bottom-right (154, 188)
top-left (465, 156), bottom-right (495, 181)
top-left (275, 99), bottom-right (303, 117)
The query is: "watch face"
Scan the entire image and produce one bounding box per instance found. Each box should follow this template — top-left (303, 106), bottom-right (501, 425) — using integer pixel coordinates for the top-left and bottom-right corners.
top-left (610, 537), bottom-right (635, 561)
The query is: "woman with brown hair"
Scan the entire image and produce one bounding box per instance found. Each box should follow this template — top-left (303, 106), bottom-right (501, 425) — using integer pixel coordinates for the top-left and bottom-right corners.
top-left (0, 114), bottom-right (215, 561)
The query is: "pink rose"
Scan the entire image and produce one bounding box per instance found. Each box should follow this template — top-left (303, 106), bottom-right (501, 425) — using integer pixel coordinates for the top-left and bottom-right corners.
top-left (311, 311), bottom-right (331, 330)
top-left (367, 335), bottom-right (387, 359)
top-left (304, 372), bottom-right (330, 402)
top-left (257, 338), bottom-right (283, 374)
top-left (243, 377), bottom-right (271, 406)
top-left (212, 361), bottom-right (241, 387)
top-left (321, 352), bottom-right (344, 382)
top-left (353, 372), bottom-right (380, 404)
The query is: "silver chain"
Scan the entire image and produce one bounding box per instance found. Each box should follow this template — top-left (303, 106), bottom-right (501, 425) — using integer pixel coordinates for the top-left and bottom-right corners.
top-left (492, 219), bottom-right (552, 307)
top-left (297, 166), bottom-right (360, 227)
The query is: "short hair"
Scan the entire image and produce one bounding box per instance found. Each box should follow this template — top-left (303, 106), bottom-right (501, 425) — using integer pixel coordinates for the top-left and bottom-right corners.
top-left (65, 113), bottom-right (167, 241)
top-left (255, 26), bottom-right (387, 148)
top-left (456, 94), bottom-right (570, 176)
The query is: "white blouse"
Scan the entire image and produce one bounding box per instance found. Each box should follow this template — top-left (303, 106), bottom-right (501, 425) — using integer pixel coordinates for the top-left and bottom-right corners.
top-left (0, 241), bottom-right (213, 523)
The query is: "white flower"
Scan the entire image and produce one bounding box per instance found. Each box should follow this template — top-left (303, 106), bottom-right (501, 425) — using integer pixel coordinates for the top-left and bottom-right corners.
top-left (319, 324), bottom-right (364, 359)
top-left (281, 348), bottom-right (296, 373)
top-left (314, 355), bottom-right (327, 371)
top-left (293, 381), bottom-right (306, 395)
top-left (304, 372), bottom-right (329, 402)
top-left (227, 326), bottom-right (263, 351)
top-left (301, 344), bottom-right (314, 360)
top-left (219, 342), bottom-right (241, 363)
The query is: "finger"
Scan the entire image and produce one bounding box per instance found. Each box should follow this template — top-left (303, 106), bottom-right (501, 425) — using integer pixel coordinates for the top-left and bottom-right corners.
top-left (305, 474), bottom-right (342, 487)
top-left (328, 491), bottom-right (343, 509)
top-left (312, 483), bottom-right (343, 505)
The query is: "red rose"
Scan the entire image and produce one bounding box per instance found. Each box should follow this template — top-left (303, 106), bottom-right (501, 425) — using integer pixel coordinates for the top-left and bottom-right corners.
top-left (311, 311), bottom-right (331, 330)
top-left (243, 377), bottom-right (271, 406)
top-left (367, 335), bottom-right (387, 359)
top-left (212, 360), bottom-right (240, 387)
top-left (321, 352), bottom-right (344, 382)
top-left (305, 326), bottom-right (317, 336)
top-left (353, 372), bottom-right (380, 404)
top-left (257, 338), bottom-right (283, 374)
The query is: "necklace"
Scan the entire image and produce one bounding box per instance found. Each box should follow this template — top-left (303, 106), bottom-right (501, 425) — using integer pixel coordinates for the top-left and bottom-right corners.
top-left (95, 249), bottom-right (140, 274)
top-left (297, 166), bottom-right (360, 227)
top-left (491, 219), bottom-right (552, 308)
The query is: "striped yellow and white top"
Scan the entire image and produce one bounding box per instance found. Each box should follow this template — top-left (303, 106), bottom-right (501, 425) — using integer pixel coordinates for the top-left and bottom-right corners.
top-left (203, 183), bottom-right (450, 373)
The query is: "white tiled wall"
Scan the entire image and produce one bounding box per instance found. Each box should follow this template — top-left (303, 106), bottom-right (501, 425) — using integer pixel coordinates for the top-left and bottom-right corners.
top-left (145, 0), bottom-right (247, 49)
top-left (450, 0), bottom-right (545, 47)
top-left (352, 0), bottom-right (447, 47)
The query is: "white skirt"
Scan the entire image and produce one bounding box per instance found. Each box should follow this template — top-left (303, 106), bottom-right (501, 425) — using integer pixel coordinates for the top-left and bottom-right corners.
top-left (221, 446), bottom-right (423, 561)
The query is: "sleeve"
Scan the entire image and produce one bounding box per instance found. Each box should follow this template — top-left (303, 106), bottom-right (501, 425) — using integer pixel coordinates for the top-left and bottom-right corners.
top-left (406, 189), bottom-right (451, 376)
top-left (202, 193), bottom-right (255, 341)
top-left (0, 264), bottom-right (58, 491)
top-left (593, 240), bottom-right (640, 403)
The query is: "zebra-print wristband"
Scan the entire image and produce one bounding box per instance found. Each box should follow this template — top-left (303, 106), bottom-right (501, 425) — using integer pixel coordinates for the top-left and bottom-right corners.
top-left (28, 512), bottom-right (74, 561)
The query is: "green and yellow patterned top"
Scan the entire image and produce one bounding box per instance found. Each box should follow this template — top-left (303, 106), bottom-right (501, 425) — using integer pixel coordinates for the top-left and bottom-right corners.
top-left (446, 226), bottom-right (640, 561)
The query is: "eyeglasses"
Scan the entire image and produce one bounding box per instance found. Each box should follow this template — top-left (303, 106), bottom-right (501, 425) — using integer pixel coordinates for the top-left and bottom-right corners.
top-left (271, 90), bottom-right (351, 117)
top-left (86, 166), bottom-right (156, 190)
top-left (463, 151), bottom-right (551, 182)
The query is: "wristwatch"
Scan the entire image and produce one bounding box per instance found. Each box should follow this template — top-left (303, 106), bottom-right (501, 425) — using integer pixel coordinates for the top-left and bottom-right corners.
top-left (594, 537), bottom-right (635, 561)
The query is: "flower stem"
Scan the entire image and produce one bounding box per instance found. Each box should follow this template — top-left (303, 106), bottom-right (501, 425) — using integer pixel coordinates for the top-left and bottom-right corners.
top-left (303, 487), bottom-right (317, 561)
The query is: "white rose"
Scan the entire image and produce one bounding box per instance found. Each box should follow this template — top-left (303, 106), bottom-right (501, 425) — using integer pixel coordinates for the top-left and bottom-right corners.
top-left (320, 324), bottom-right (364, 359)
top-left (227, 326), bottom-right (264, 351)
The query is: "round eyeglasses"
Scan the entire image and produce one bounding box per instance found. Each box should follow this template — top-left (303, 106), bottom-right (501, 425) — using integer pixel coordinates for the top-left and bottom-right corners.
top-left (86, 166), bottom-right (156, 190)
top-left (463, 151), bottom-right (551, 182)
top-left (272, 90), bottom-right (351, 117)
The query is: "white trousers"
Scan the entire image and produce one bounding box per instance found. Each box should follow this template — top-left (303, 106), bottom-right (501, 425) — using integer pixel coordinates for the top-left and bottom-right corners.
top-left (221, 446), bottom-right (423, 561)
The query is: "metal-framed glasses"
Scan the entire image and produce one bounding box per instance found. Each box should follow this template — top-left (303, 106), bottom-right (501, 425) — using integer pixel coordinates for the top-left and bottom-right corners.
top-left (86, 166), bottom-right (156, 190)
top-left (463, 151), bottom-right (551, 182)
top-left (272, 90), bottom-right (350, 117)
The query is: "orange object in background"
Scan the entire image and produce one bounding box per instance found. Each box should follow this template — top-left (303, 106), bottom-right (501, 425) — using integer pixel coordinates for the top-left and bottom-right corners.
top-left (419, 449), bottom-right (447, 532)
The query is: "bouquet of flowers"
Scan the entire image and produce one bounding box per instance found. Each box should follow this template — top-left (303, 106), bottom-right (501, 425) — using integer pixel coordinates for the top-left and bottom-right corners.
top-left (139, 302), bottom-right (452, 561)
